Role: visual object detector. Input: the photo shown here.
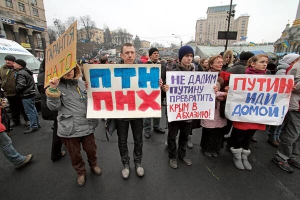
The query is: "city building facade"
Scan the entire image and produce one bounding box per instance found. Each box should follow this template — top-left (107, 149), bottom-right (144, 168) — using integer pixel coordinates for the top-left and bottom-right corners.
top-left (78, 27), bottom-right (104, 44)
top-left (274, 0), bottom-right (300, 54)
top-left (195, 4), bottom-right (249, 46)
top-left (140, 40), bottom-right (150, 48)
top-left (0, 0), bottom-right (49, 58)
top-left (111, 31), bottom-right (133, 46)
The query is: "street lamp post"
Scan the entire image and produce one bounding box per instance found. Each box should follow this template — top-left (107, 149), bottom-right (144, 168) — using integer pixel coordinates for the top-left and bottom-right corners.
top-left (172, 34), bottom-right (183, 47)
top-left (225, 0), bottom-right (235, 51)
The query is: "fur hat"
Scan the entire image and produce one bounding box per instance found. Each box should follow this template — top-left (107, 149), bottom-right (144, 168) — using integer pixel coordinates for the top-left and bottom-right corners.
top-left (14, 59), bottom-right (26, 68)
top-left (179, 46), bottom-right (194, 62)
top-left (4, 55), bottom-right (16, 62)
top-left (239, 51), bottom-right (254, 61)
top-left (149, 48), bottom-right (159, 56)
top-left (282, 53), bottom-right (300, 65)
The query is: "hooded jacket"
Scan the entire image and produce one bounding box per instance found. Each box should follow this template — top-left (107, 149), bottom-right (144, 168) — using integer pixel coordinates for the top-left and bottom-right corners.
top-left (46, 65), bottom-right (98, 138)
top-left (15, 67), bottom-right (35, 99)
top-left (275, 60), bottom-right (290, 75)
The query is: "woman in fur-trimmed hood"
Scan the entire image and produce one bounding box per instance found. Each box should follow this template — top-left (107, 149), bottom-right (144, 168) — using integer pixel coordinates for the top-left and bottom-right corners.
top-left (46, 64), bottom-right (101, 187)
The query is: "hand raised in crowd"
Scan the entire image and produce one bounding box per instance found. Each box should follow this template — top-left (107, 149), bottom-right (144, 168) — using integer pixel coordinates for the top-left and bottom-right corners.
top-left (49, 77), bottom-right (60, 88)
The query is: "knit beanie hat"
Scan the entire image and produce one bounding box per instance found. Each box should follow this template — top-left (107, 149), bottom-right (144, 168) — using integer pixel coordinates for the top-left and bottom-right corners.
top-left (149, 48), bottom-right (159, 56)
top-left (178, 46), bottom-right (194, 62)
top-left (15, 59), bottom-right (26, 68)
top-left (239, 51), bottom-right (254, 61)
top-left (4, 55), bottom-right (16, 62)
top-left (282, 53), bottom-right (300, 65)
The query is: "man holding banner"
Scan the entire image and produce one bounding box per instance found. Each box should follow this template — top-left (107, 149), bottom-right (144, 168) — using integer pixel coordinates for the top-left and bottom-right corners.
top-left (115, 43), bottom-right (144, 179)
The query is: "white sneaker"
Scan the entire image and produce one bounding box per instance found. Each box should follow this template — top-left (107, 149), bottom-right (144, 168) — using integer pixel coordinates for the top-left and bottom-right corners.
top-left (122, 165), bottom-right (130, 179)
top-left (135, 164), bottom-right (144, 177)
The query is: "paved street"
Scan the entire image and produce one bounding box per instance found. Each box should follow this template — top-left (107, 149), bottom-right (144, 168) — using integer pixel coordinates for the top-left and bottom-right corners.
top-left (1, 108), bottom-right (300, 200)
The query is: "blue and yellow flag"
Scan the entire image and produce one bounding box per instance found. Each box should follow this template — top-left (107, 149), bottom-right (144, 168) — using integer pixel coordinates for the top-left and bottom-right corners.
top-left (283, 40), bottom-right (290, 48)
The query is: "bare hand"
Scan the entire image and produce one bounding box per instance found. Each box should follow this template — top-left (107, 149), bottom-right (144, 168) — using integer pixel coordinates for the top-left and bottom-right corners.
top-left (159, 79), bottom-right (163, 87)
top-left (49, 77), bottom-right (60, 88)
top-left (162, 85), bottom-right (170, 92)
top-left (85, 81), bottom-right (89, 90)
top-left (213, 85), bottom-right (218, 93)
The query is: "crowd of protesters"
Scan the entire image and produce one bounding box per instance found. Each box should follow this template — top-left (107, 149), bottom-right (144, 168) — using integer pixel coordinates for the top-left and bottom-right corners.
top-left (1, 42), bottom-right (300, 187)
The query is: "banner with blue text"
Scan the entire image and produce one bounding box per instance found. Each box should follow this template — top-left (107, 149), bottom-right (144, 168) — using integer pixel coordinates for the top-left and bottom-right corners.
top-left (166, 71), bottom-right (218, 122)
top-left (225, 74), bottom-right (294, 125)
top-left (84, 64), bottom-right (161, 118)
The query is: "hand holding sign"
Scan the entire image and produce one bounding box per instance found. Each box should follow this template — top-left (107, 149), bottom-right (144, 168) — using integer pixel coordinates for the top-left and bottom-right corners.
top-left (49, 77), bottom-right (60, 88)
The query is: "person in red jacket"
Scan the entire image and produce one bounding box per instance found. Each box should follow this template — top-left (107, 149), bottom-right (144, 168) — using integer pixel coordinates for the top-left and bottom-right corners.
top-left (0, 100), bottom-right (33, 169)
top-left (230, 54), bottom-right (268, 171)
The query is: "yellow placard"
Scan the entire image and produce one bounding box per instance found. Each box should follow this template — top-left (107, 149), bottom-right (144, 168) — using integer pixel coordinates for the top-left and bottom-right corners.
top-left (44, 21), bottom-right (77, 87)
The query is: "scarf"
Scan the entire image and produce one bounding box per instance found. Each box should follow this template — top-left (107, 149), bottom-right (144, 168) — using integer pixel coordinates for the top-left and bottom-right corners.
top-left (245, 67), bottom-right (267, 75)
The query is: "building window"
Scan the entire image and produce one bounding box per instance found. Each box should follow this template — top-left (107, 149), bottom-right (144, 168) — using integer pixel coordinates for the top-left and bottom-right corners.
top-left (31, 0), bottom-right (37, 5)
top-left (33, 8), bottom-right (39, 16)
top-left (18, 2), bottom-right (25, 12)
top-left (5, 0), bottom-right (13, 7)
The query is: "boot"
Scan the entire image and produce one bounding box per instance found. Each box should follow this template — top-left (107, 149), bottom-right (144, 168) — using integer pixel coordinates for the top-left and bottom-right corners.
top-left (242, 149), bottom-right (252, 170)
top-left (230, 147), bottom-right (245, 170)
top-left (187, 135), bottom-right (193, 149)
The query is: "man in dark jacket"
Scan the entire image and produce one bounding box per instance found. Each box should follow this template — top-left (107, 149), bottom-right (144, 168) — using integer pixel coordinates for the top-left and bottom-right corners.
top-left (14, 59), bottom-right (40, 134)
top-left (143, 48), bottom-right (165, 138)
top-left (226, 51), bottom-right (254, 74)
top-left (116, 43), bottom-right (144, 179)
top-left (37, 59), bottom-right (65, 161)
top-left (161, 46), bottom-right (194, 169)
top-left (0, 55), bottom-right (29, 127)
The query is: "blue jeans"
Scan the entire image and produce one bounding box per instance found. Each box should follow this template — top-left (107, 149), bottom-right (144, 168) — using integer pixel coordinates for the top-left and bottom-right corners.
top-left (22, 97), bottom-right (39, 129)
top-left (268, 125), bottom-right (284, 140)
top-left (0, 132), bottom-right (26, 166)
top-left (143, 118), bottom-right (160, 133)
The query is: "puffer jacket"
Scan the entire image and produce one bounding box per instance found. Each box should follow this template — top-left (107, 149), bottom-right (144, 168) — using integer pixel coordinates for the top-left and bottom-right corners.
top-left (0, 64), bottom-right (16, 96)
top-left (15, 67), bottom-right (35, 99)
top-left (287, 62), bottom-right (300, 111)
top-left (46, 65), bottom-right (98, 138)
top-left (276, 60), bottom-right (289, 75)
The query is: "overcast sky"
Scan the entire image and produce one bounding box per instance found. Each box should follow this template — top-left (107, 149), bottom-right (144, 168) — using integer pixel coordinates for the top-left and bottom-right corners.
top-left (44, 0), bottom-right (299, 46)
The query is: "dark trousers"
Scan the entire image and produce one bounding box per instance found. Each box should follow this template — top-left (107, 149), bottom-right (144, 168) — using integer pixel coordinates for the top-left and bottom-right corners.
top-left (61, 133), bottom-right (98, 176)
top-left (51, 120), bottom-right (63, 162)
top-left (7, 96), bottom-right (28, 123)
top-left (168, 121), bottom-right (192, 159)
top-left (116, 119), bottom-right (143, 165)
top-left (200, 127), bottom-right (224, 152)
top-left (230, 127), bottom-right (256, 150)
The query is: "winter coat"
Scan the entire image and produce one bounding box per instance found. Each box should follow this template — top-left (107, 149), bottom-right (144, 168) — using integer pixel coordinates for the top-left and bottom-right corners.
top-left (15, 67), bottom-right (35, 99)
top-left (46, 65), bottom-right (98, 138)
top-left (0, 64), bottom-right (17, 96)
top-left (276, 60), bottom-right (289, 75)
top-left (147, 59), bottom-right (166, 100)
top-left (226, 61), bottom-right (247, 74)
top-left (0, 109), bottom-right (6, 132)
top-left (37, 61), bottom-right (58, 121)
top-left (287, 62), bottom-right (300, 112)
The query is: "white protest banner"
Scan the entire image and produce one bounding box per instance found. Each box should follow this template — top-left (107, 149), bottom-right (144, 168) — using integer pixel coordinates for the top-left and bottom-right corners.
top-left (84, 64), bottom-right (161, 118)
top-left (225, 74), bottom-right (294, 125)
top-left (166, 71), bottom-right (218, 122)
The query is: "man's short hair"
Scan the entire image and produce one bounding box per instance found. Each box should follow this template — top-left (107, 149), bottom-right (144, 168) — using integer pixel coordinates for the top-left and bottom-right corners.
top-left (121, 43), bottom-right (135, 53)
top-left (100, 56), bottom-right (108, 64)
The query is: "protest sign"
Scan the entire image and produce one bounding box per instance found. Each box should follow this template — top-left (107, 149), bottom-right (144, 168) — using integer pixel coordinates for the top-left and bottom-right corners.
top-left (225, 74), bottom-right (294, 125)
top-left (166, 71), bottom-right (218, 122)
top-left (44, 21), bottom-right (77, 87)
top-left (84, 64), bottom-right (161, 118)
